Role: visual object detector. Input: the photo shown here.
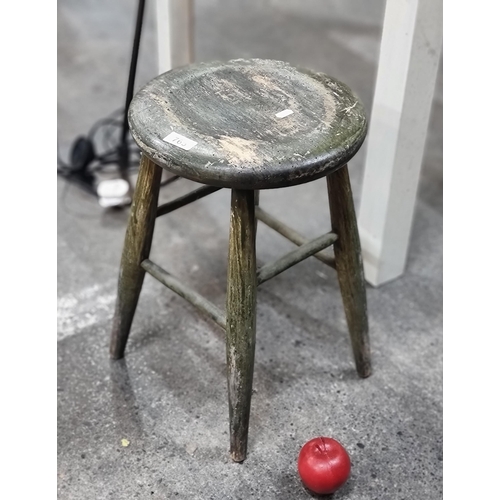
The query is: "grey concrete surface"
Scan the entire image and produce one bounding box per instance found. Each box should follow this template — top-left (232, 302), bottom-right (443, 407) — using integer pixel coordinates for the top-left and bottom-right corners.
top-left (57, 0), bottom-right (443, 498)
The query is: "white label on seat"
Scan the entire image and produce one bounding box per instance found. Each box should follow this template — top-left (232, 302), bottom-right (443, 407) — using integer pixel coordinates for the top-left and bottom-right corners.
top-left (163, 132), bottom-right (197, 150)
top-left (275, 109), bottom-right (294, 119)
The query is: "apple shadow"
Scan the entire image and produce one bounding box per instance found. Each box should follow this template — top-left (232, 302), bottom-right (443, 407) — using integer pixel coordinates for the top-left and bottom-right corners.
top-left (304, 479), bottom-right (354, 500)
top-left (274, 471), bottom-right (354, 500)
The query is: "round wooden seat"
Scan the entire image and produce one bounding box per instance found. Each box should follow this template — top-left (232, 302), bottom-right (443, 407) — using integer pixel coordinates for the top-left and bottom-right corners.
top-left (129, 58), bottom-right (367, 190)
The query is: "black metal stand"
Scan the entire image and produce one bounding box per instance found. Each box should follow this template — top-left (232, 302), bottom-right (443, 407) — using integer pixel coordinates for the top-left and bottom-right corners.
top-left (119, 0), bottom-right (147, 177)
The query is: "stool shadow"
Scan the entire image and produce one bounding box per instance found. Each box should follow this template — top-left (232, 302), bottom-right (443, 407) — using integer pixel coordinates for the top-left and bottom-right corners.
top-left (115, 233), bottom-right (362, 438)
top-left (125, 269), bottom-right (354, 400)
top-left (108, 358), bottom-right (144, 440)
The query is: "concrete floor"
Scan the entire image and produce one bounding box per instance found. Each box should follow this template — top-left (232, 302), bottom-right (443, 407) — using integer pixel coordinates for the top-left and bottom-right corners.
top-left (57, 0), bottom-right (443, 498)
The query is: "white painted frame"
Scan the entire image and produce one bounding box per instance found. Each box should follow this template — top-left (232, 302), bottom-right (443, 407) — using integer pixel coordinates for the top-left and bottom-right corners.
top-left (358, 0), bottom-right (443, 286)
top-left (156, 0), bottom-right (194, 73)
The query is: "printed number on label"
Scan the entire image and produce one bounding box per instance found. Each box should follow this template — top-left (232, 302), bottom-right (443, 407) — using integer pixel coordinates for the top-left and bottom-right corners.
top-left (163, 132), bottom-right (197, 150)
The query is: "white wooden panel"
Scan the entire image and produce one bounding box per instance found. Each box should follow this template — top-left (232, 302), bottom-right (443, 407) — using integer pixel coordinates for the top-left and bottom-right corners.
top-left (156, 0), bottom-right (194, 74)
top-left (358, 0), bottom-right (442, 286)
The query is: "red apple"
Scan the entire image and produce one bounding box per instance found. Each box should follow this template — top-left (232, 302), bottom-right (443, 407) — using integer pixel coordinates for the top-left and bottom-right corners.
top-left (297, 437), bottom-right (351, 495)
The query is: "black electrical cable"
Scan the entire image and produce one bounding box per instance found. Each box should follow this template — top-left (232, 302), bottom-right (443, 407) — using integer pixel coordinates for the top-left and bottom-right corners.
top-left (57, 107), bottom-right (179, 191)
top-left (57, 108), bottom-right (141, 177)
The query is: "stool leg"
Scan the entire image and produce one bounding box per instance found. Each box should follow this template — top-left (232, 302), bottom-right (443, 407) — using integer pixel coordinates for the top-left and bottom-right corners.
top-left (110, 155), bottom-right (162, 360)
top-left (327, 165), bottom-right (372, 378)
top-left (226, 189), bottom-right (257, 462)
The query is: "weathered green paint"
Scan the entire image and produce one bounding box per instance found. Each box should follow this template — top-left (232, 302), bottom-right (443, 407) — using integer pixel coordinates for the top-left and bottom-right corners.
top-left (327, 166), bottom-right (371, 378)
top-left (141, 259), bottom-right (226, 329)
top-left (110, 155), bottom-right (162, 359)
top-left (257, 232), bottom-right (337, 286)
top-left (156, 185), bottom-right (221, 217)
top-left (255, 206), bottom-right (336, 268)
top-left (226, 189), bottom-right (257, 462)
top-left (128, 58), bottom-right (367, 190)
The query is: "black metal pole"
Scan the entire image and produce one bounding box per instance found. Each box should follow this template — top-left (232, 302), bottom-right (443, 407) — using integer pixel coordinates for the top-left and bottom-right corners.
top-left (119, 0), bottom-right (147, 176)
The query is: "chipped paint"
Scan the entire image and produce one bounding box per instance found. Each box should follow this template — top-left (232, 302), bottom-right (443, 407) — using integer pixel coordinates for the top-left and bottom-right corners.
top-left (218, 136), bottom-right (260, 166)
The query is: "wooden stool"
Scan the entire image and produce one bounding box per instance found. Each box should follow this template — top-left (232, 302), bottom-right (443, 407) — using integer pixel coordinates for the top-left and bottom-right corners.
top-left (110, 58), bottom-right (371, 462)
